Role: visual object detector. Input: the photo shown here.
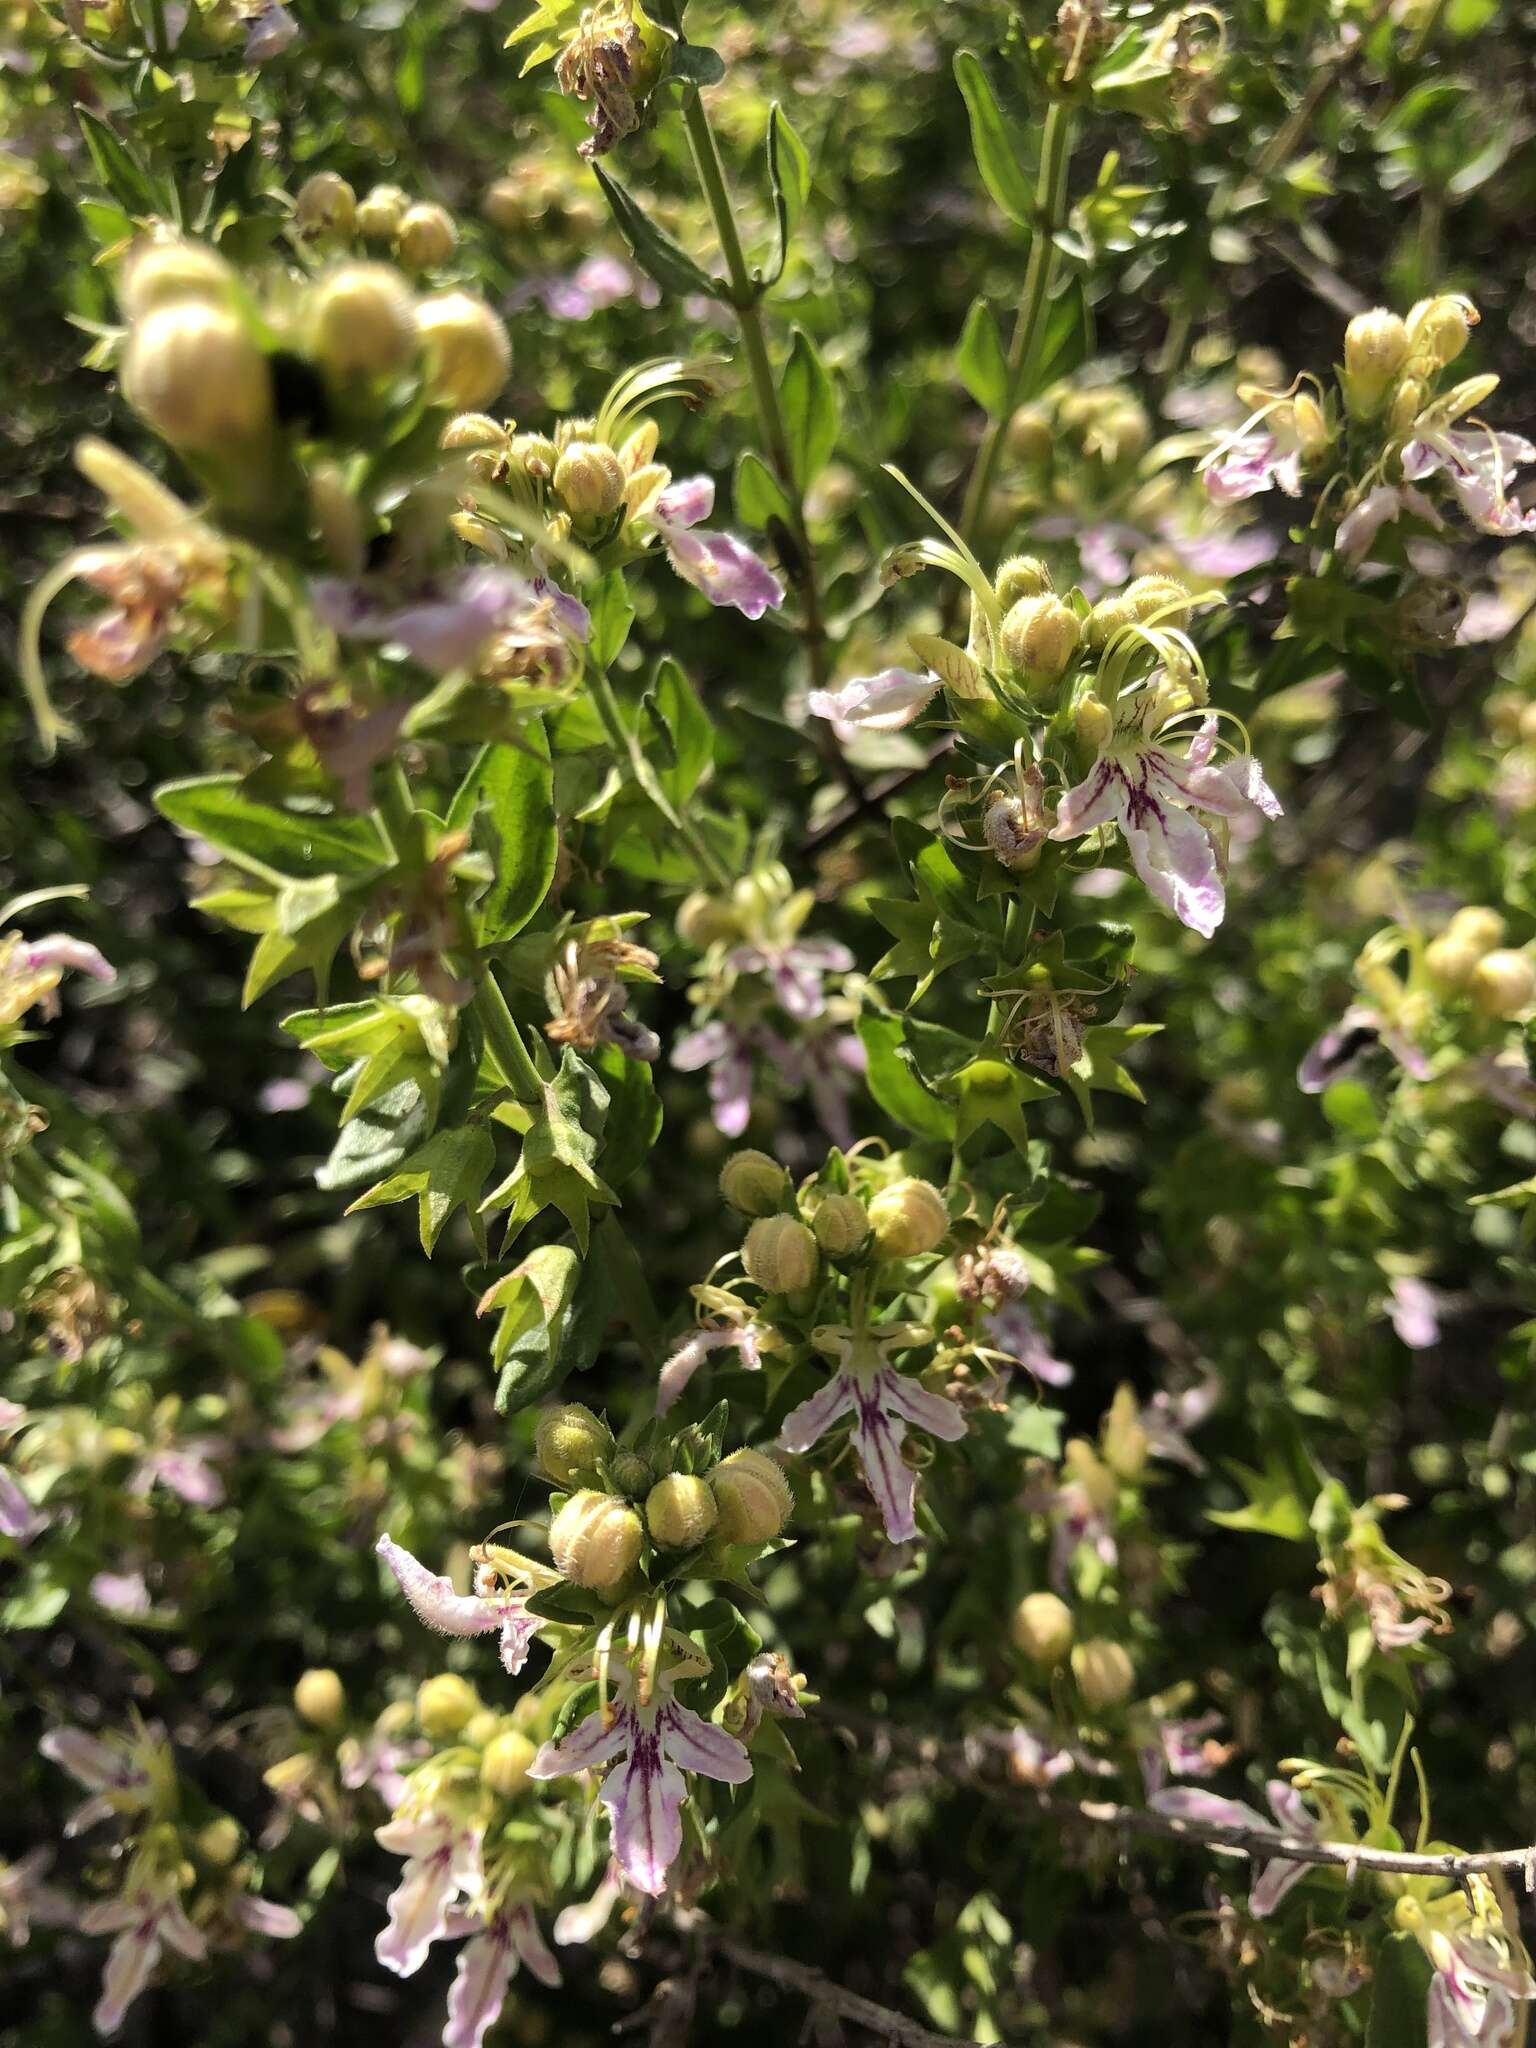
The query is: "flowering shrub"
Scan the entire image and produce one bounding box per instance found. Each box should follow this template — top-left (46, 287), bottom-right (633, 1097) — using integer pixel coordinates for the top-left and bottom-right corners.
top-left (5, 0), bottom-right (1536, 2042)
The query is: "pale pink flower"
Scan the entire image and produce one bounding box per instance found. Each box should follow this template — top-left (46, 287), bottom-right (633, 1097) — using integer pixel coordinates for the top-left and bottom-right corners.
top-left (778, 1328), bottom-right (965, 1544)
top-left (656, 1323), bottom-right (763, 1414)
top-left (39, 1726), bottom-right (154, 1837)
top-left (528, 1663), bottom-right (750, 1897)
top-left (1336, 481), bottom-right (1443, 561)
top-left (80, 1882), bottom-right (206, 2035)
top-left (1425, 1925), bottom-right (1536, 2047)
top-left (443, 1903), bottom-right (560, 2048)
top-left (374, 1812), bottom-right (483, 1977)
top-left (1150, 1778), bottom-right (1321, 1916)
top-left (0, 1849), bottom-right (73, 1946)
top-left (807, 668), bottom-right (938, 741)
top-left (1204, 431), bottom-right (1302, 505)
top-left (1403, 428), bottom-right (1536, 539)
top-left (648, 478), bottom-right (784, 620)
top-left (376, 1534), bottom-right (538, 1677)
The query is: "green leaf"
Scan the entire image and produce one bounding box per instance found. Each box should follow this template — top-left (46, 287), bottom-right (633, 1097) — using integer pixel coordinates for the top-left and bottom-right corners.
top-left (314, 1079), bottom-right (431, 1193)
top-left (1366, 1934), bottom-right (1431, 2048)
top-left (640, 657), bottom-right (713, 805)
top-left (953, 51), bottom-right (1034, 228)
top-left (859, 1011), bottom-right (955, 1140)
top-left (1207, 1455), bottom-right (1313, 1542)
top-left (77, 107), bottom-right (167, 221)
top-left (592, 164), bottom-right (724, 301)
top-left (735, 449), bottom-right (793, 531)
top-left (464, 732), bottom-right (557, 945)
top-left (668, 41), bottom-right (725, 85)
top-left (780, 328), bottom-right (839, 490)
top-left (480, 1050), bottom-right (615, 1251)
top-left (765, 100), bottom-right (811, 284)
top-left (347, 1126), bottom-right (495, 1255)
top-left (487, 1245), bottom-right (615, 1414)
top-left (156, 777), bottom-right (390, 882)
top-left (955, 297), bottom-right (1010, 415)
top-left (588, 570), bottom-right (636, 669)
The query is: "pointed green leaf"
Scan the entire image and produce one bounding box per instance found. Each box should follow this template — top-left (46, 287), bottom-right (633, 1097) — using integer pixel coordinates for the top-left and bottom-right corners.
top-left (157, 777), bottom-right (389, 882)
top-left (956, 297), bottom-right (1010, 415)
top-left (780, 328), bottom-right (839, 490)
top-left (953, 51), bottom-right (1034, 228)
top-left (765, 100), bottom-right (811, 284)
top-left (592, 164), bottom-right (724, 301)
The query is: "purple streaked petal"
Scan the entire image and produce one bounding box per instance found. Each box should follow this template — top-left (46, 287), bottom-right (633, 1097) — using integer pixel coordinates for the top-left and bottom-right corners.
top-left (777, 1371), bottom-right (858, 1454)
top-left (1052, 757), bottom-right (1125, 838)
top-left (847, 1379), bottom-right (920, 1541)
top-left (1249, 1856), bottom-right (1307, 1918)
top-left (0, 1468), bottom-right (46, 1544)
top-left (375, 1853), bottom-right (462, 1978)
top-left (1149, 1786), bottom-right (1274, 1832)
top-left (658, 1700), bottom-right (752, 1784)
top-left (709, 1046), bottom-right (755, 1137)
top-left (670, 1020), bottom-right (733, 1071)
top-left (1120, 791), bottom-right (1227, 938)
top-left (376, 1534), bottom-right (500, 1639)
top-left (601, 1728), bottom-right (686, 1896)
top-left (1337, 485), bottom-right (1406, 562)
top-left (39, 1728), bottom-right (144, 1796)
top-left (509, 1903), bottom-right (562, 1989)
top-left (875, 1367), bottom-right (967, 1442)
top-left (528, 1705), bottom-right (631, 1780)
top-left (653, 476), bottom-right (714, 528)
top-left (93, 1924), bottom-right (161, 2036)
top-left (497, 1602), bottom-right (539, 1676)
top-left (662, 526), bottom-right (784, 620)
top-left (445, 1925), bottom-right (515, 2048)
top-left (17, 936), bottom-right (115, 982)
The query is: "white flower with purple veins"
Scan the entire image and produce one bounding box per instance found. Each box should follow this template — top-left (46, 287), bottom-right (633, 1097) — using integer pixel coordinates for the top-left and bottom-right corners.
top-left (375, 1812), bottom-right (484, 1977)
top-left (129, 1438), bottom-right (226, 1509)
top-left (778, 1325), bottom-right (965, 1544)
top-left (39, 1726), bottom-right (154, 1837)
top-left (983, 1300), bottom-right (1073, 1388)
top-left (442, 1901), bottom-right (560, 2048)
top-left (1424, 1923), bottom-right (1536, 2048)
top-left (1051, 703), bottom-right (1282, 940)
top-left (646, 478), bottom-right (784, 620)
top-left (1336, 480), bottom-right (1444, 562)
top-left (0, 1848), bottom-right (71, 1948)
top-left (1150, 1778), bottom-right (1323, 1917)
top-left (807, 667), bottom-right (939, 742)
top-left (1204, 430), bottom-right (1303, 505)
top-left (528, 1654), bottom-right (751, 1897)
top-left (656, 1321), bottom-right (763, 1414)
top-left (376, 1533), bottom-right (541, 1677)
top-left (1404, 427), bottom-right (1536, 539)
top-left (671, 1018), bottom-right (757, 1136)
top-left (313, 567), bottom-right (588, 676)
top-left (81, 1880), bottom-right (206, 2036)
top-left (14, 935), bottom-right (115, 983)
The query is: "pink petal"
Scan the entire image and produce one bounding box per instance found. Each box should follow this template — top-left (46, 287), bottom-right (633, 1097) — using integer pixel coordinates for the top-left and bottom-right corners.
top-left (1120, 796), bottom-right (1226, 939)
top-left (94, 1925), bottom-right (160, 2037)
top-left (445, 1926), bottom-right (515, 2048)
top-left (0, 1469), bottom-right (46, 1545)
top-left (509, 1903), bottom-right (562, 1988)
top-left (158, 1898), bottom-right (207, 1960)
top-left (375, 1850), bottom-right (463, 1978)
top-left (876, 1367), bottom-right (967, 1443)
top-left (39, 1728), bottom-right (139, 1795)
top-left (375, 1534), bottom-right (500, 1639)
top-left (1149, 1785), bottom-right (1274, 1831)
top-left (601, 1734), bottom-right (686, 1897)
top-left (1249, 1856), bottom-right (1307, 1918)
top-left (807, 668), bottom-right (938, 735)
top-left (528, 1706), bottom-right (631, 1781)
top-left (1052, 757), bottom-right (1125, 838)
top-left (232, 1896), bottom-right (302, 1939)
top-left (663, 527), bottom-right (784, 620)
top-left (659, 1700), bottom-right (752, 1784)
top-left (653, 476), bottom-right (715, 528)
top-left (847, 1380), bottom-right (921, 1541)
top-left (777, 1371), bottom-right (858, 1454)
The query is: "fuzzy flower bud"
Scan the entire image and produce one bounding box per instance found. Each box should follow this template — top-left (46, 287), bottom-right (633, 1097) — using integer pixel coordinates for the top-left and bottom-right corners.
top-left (1406, 293), bottom-right (1478, 370)
top-left (534, 1402), bottom-right (613, 1487)
top-left (1005, 407), bottom-right (1052, 463)
top-left (416, 1672), bottom-right (481, 1740)
top-left (742, 1215), bottom-right (820, 1294)
top-left (480, 1727), bottom-right (537, 1797)
top-left (607, 1451), bottom-right (653, 1498)
top-left (416, 292), bottom-right (512, 410)
top-left (196, 1817), bottom-right (242, 1867)
top-left (1292, 393), bottom-right (1329, 462)
top-left (396, 201), bottom-right (458, 270)
top-left (812, 1193), bottom-right (871, 1258)
top-left (553, 440), bottom-right (626, 521)
top-left (120, 238), bottom-right (235, 321)
top-left (1445, 906), bottom-right (1506, 955)
top-left (1010, 1591), bottom-right (1075, 1668)
top-left (645, 1473), bottom-right (719, 1549)
top-left (867, 1177), bottom-right (948, 1259)
top-left (356, 184), bottom-right (409, 242)
top-left (995, 555), bottom-right (1053, 607)
top-left (710, 1448), bottom-right (794, 1543)
top-left (676, 890), bottom-right (737, 947)
top-left (719, 1150), bottom-right (792, 1217)
top-left (1343, 308), bottom-right (1409, 416)
top-left (1074, 693), bottom-right (1114, 750)
top-left (293, 1667), bottom-right (347, 1729)
top-left (295, 171), bottom-right (357, 238)
top-left (1100, 1384), bottom-right (1149, 1481)
top-left (1469, 949), bottom-right (1536, 1018)
top-left (122, 302), bottom-right (273, 453)
top-left (1071, 1638), bottom-right (1135, 1711)
top-left (308, 263), bottom-right (418, 384)
top-left (1001, 595), bottom-right (1081, 686)
top-left (549, 1489), bottom-right (644, 1594)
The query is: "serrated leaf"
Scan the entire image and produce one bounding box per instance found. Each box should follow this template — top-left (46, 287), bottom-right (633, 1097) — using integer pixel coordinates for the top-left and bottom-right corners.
top-left (347, 1125), bottom-right (495, 1255)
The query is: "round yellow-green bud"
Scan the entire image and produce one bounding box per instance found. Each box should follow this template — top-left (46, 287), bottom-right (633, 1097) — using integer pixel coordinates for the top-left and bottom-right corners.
top-left (1000, 595), bottom-right (1081, 683)
top-left (1518, 701), bottom-right (1536, 745)
top-left (645, 1473), bottom-right (719, 1550)
top-left (122, 303), bottom-right (274, 455)
top-left (1074, 693), bottom-right (1114, 751)
top-left (549, 1489), bottom-right (644, 1594)
top-left (607, 1451), bottom-right (652, 1498)
top-left (995, 555), bottom-right (1053, 608)
top-left (1445, 906), bottom-right (1506, 955)
top-left (553, 441), bottom-right (626, 521)
top-left (1010, 1591), bottom-right (1075, 1668)
top-left (120, 238), bottom-right (234, 322)
top-left (812, 1193), bottom-right (871, 1258)
top-left (396, 200), bottom-right (458, 270)
top-left (295, 171), bottom-right (357, 238)
top-left (480, 1727), bottom-right (537, 1797)
top-left (442, 412), bottom-right (506, 452)
top-left (867, 1177), bottom-right (948, 1259)
top-left (195, 1817), bottom-right (242, 1867)
top-left (463, 1711), bottom-right (500, 1748)
top-left (719, 1150), bottom-right (792, 1218)
top-left (416, 291), bottom-right (512, 410)
top-left (742, 1215), bottom-right (819, 1294)
top-left (1426, 933), bottom-right (1485, 989)
top-left (534, 1402), bottom-right (612, 1487)
top-left (676, 889), bottom-right (736, 948)
top-left (293, 1667), bottom-right (347, 1729)
top-left (1071, 1638), bottom-right (1136, 1711)
top-left (710, 1448), bottom-right (794, 1543)
top-left (481, 177), bottom-right (530, 231)
top-left (1121, 573), bottom-right (1193, 629)
top-left (1469, 949), bottom-right (1536, 1018)
top-left (1343, 308), bottom-right (1410, 416)
top-left (513, 431), bottom-right (560, 479)
top-left (416, 1672), bottom-right (481, 1740)
top-left (1407, 293), bottom-right (1478, 370)
top-left (1005, 406), bottom-right (1052, 463)
top-left (1093, 402), bottom-right (1150, 465)
top-left (356, 183), bottom-right (409, 242)
top-left (308, 262), bottom-right (418, 383)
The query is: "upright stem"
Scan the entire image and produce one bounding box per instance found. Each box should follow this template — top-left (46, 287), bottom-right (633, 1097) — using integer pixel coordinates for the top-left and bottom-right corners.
top-left (586, 659), bottom-right (733, 891)
top-left (672, 83), bottom-right (863, 796)
top-left (958, 100), bottom-right (1076, 548)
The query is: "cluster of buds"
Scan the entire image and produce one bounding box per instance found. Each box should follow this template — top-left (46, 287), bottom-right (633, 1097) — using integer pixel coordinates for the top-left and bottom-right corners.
top-left (295, 174), bottom-right (461, 273)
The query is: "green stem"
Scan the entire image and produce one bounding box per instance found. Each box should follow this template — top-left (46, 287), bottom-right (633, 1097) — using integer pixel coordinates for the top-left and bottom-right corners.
top-left (586, 658), bottom-right (733, 891)
top-left (473, 964), bottom-right (545, 1105)
top-left (374, 758), bottom-right (425, 868)
top-left (959, 100), bottom-right (1076, 548)
top-left (1253, 0), bottom-right (1395, 179)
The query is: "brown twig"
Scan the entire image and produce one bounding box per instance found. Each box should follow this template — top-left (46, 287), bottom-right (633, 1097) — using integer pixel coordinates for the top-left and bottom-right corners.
top-left (673, 1912), bottom-right (964, 2048)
